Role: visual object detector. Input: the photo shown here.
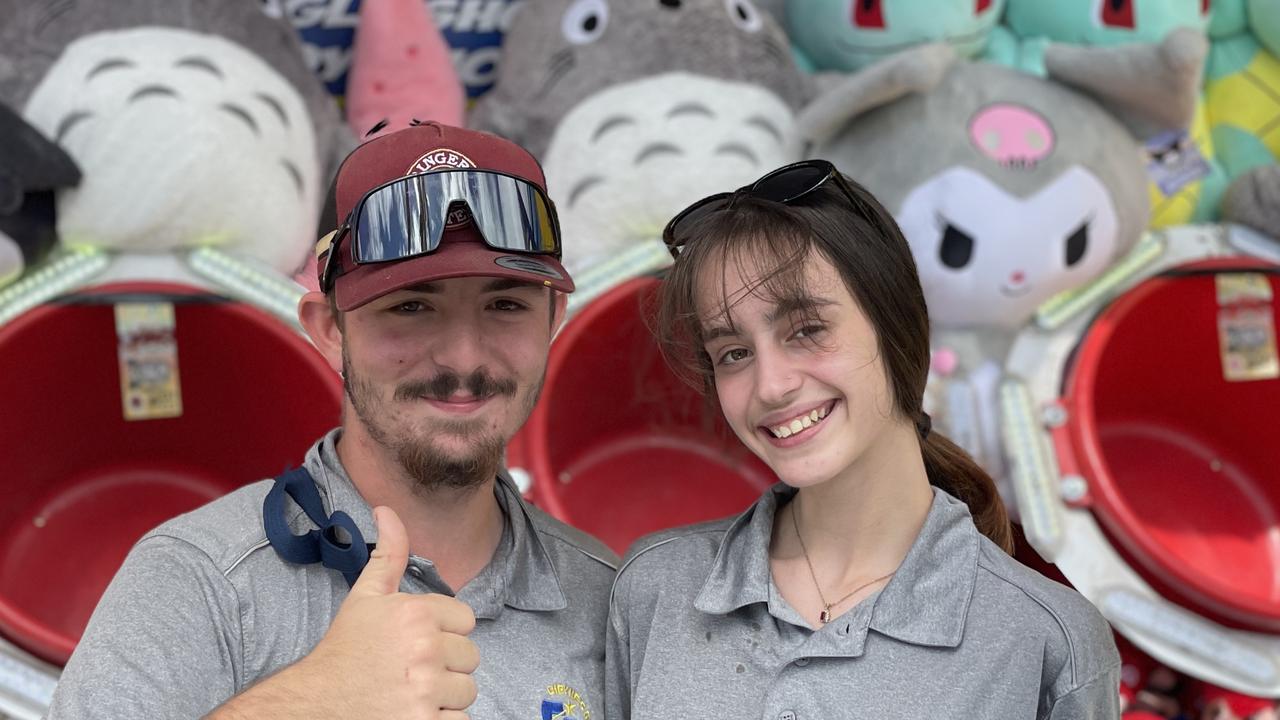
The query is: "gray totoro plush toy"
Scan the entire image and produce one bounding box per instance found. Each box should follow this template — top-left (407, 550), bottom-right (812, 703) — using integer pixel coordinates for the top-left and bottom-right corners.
top-left (798, 30), bottom-right (1206, 486)
top-left (470, 0), bottom-right (816, 276)
top-left (0, 0), bottom-right (351, 280)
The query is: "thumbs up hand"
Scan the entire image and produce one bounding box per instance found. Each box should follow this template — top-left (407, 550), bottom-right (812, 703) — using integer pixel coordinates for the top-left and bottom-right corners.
top-left (303, 506), bottom-right (480, 719)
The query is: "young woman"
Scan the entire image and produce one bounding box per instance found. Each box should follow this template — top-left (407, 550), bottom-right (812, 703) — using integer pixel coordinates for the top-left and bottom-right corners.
top-left (605, 160), bottom-right (1120, 719)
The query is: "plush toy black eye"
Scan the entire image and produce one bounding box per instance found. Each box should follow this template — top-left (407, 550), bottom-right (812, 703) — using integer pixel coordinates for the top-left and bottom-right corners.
top-left (940, 223), bottom-right (974, 269)
top-left (724, 0), bottom-right (762, 32)
top-left (562, 0), bottom-right (609, 45)
top-left (1065, 222), bottom-right (1089, 267)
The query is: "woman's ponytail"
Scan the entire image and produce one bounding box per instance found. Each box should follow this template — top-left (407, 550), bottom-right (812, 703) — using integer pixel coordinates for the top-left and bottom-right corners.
top-left (919, 421), bottom-right (1014, 554)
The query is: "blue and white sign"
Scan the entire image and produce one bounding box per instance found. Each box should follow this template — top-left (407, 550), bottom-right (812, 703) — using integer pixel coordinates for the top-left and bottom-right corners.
top-left (262, 0), bottom-right (526, 100)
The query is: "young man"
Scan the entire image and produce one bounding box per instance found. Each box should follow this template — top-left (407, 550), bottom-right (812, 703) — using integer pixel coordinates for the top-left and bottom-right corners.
top-left (48, 123), bottom-right (618, 719)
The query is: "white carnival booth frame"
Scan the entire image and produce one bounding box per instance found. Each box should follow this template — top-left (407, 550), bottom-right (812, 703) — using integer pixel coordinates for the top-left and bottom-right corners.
top-left (1001, 222), bottom-right (1280, 697)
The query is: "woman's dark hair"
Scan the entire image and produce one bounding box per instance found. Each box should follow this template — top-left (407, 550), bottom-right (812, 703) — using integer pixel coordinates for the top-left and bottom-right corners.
top-left (655, 173), bottom-right (1014, 554)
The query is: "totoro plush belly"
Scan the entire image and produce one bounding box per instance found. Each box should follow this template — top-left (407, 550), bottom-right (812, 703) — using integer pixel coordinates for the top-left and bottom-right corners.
top-left (542, 73), bottom-right (801, 276)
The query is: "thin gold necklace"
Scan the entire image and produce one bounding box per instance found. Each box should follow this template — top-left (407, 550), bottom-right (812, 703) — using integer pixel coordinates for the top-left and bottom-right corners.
top-left (791, 501), bottom-right (894, 624)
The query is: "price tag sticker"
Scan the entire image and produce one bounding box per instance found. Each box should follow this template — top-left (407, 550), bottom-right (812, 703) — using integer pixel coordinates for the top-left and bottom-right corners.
top-left (1219, 306), bottom-right (1280, 382)
top-left (115, 302), bottom-right (183, 420)
top-left (1215, 272), bottom-right (1274, 305)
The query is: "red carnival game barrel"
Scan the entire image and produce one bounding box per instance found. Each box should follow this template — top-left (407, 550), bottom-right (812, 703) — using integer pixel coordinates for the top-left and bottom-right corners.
top-left (0, 283), bottom-right (342, 665)
top-left (508, 276), bottom-right (774, 554)
top-left (1053, 259), bottom-right (1280, 633)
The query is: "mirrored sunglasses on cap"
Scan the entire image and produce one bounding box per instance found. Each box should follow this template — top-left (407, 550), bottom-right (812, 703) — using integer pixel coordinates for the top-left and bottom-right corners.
top-left (661, 159), bottom-right (868, 257)
top-left (320, 168), bottom-right (561, 292)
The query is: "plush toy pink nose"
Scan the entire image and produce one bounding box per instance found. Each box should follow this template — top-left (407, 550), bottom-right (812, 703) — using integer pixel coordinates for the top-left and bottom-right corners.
top-left (969, 104), bottom-right (1056, 168)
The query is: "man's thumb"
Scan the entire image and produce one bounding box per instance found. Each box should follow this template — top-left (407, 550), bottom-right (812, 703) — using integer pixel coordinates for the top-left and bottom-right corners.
top-left (352, 506), bottom-right (409, 595)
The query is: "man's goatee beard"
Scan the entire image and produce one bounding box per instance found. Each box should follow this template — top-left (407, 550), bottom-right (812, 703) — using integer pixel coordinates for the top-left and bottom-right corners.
top-left (394, 428), bottom-right (505, 496)
top-left (342, 346), bottom-right (540, 494)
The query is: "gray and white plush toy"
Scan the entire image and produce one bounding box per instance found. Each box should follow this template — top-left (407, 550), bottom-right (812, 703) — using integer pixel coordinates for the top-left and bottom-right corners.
top-left (470, 0), bottom-right (815, 277)
top-left (798, 31), bottom-right (1206, 485)
top-left (0, 0), bottom-right (351, 285)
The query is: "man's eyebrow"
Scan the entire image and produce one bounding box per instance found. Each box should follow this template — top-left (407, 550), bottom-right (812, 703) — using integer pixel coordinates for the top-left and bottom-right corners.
top-left (400, 282), bottom-right (442, 294)
top-left (483, 278), bottom-right (544, 292)
top-left (396, 278), bottom-right (543, 294)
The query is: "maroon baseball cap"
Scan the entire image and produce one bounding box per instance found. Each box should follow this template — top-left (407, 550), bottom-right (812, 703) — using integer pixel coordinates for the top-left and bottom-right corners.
top-left (317, 122), bottom-right (574, 311)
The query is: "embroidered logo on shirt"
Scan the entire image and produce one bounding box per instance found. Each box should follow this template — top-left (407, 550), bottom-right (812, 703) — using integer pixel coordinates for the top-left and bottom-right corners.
top-left (541, 683), bottom-right (591, 720)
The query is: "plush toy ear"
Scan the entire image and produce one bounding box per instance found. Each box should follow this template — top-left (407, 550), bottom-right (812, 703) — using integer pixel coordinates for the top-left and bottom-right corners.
top-left (797, 42), bottom-right (958, 147)
top-left (0, 101), bottom-right (80, 276)
top-left (0, 101), bottom-right (81, 191)
top-left (1223, 165), bottom-right (1280, 241)
top-left (1043, 27), bottom-right (1208, 138)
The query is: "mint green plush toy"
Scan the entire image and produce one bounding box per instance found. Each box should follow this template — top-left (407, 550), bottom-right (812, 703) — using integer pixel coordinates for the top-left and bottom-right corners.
top-left (1209, 0), bottom-right (1280, 238)
top-left (989, 0), bottom-right (1211, 74)
top-left (1206, 0), bottom-right (1280, 175)
top-left (787, 0), bottom-right (1006, 72)
top-left (988, 0), bottom-right (1228, 228)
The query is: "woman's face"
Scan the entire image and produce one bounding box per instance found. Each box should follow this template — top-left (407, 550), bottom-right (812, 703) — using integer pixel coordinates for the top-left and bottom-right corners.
top-left (696, 249), bottom-right (901, 488)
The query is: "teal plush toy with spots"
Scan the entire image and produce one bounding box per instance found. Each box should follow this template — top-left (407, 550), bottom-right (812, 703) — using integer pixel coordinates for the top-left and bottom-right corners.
top-left (987, 0), bottom-right (1228, 229)
top-left (786, 0), bottom-right (1007, 72)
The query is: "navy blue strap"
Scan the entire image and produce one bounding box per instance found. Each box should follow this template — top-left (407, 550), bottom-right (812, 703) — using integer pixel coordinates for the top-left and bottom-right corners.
top-left (263, 467), bottom-right (373, 587)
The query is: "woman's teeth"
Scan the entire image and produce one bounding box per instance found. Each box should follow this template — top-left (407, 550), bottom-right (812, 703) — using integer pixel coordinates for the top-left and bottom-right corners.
top-left (770, 405), bottom-right (829, 439)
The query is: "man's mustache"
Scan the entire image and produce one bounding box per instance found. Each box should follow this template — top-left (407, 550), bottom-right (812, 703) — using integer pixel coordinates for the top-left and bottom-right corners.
top-left (395, 369), bottom-right (518, 402)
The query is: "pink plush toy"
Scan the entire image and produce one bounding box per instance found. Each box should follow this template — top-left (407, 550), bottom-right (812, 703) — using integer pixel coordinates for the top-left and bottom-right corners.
top-left (294, 0), bottom-right (467, 291)
top-left (344, 0), bottom-right (464, 139)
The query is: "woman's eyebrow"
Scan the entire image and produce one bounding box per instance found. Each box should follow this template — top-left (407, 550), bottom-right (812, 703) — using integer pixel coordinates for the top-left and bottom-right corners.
top-left (766, 296), bottom-right (836, 323)
top-left (702, 324), bottom-right (739, 343)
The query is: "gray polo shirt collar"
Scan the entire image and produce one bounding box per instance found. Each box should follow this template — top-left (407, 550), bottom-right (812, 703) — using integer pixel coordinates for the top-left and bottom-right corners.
top-left (305, 429), bottom-right (567, 618)
top-left (694, 484), bottom-right (980, 652)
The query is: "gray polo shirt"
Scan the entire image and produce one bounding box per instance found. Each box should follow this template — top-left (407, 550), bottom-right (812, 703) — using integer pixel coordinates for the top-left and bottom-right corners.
top-left (607, 485), bottom-right (1121, 719)
top-left (48, 429), bottom-right (618, 720)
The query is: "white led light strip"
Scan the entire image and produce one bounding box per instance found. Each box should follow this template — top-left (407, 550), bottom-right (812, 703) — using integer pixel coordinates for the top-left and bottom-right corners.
top-left (0, 248), bottom-right (110, 327)
top-left (566, 240), bottom-right (673, 318)
top-left (185, 248), bottom-right (305, 331)
top-left (999, 380), bottom-right (1063, 550)
top-left (1036, 233), bottom-right (1166, 331)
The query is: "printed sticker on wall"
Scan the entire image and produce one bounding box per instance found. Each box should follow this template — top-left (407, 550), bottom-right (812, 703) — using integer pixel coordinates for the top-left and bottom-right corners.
top-left (1145, 129), bottom-right (1210, 197)
top-left (1218, 306), bottom-right (1280, 382)
top-left (1215, 272), bottom-right (1274, 305)
top-left (115, 302), bottom-right (183, 420)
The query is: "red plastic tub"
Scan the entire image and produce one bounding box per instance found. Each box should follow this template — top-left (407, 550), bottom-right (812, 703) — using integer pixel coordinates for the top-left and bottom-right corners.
top-left (1053, 259), bottom-right (1280, 633)
top-left (0, 283), bottom-right (341, 665)
top-left (508, 277), bottom-right (775, 554)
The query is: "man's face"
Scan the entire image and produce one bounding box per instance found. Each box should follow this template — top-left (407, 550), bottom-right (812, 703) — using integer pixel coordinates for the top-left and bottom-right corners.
top-left (338, 276), bottom-right (557, 493)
